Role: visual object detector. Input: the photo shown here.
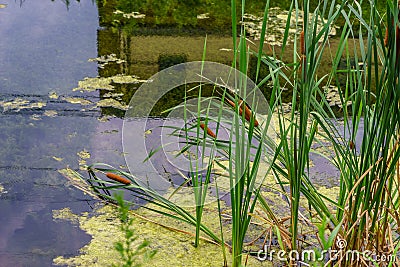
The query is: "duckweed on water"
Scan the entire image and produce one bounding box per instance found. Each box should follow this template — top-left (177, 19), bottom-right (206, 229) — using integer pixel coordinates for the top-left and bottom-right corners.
top-left (0, 98), bottom-right (46, 112)
top-left (52, 194), bottom-right (275, 267)
top-left (52, 156), bottom-right (64, 162)
top-left (242, 7), bottom-right (337, 45)
top-left (96, 98), bottom-right (128, 111)
top-left (197, 13), bottom-right (210, 20)
top-left (73, 77), bottom-right (115, 92)
top-left (88, 53), bottom-right (126, 69)
top-left (114, 10), bottom-right (146, 19)
top-left (63, 97), bottom-right (93, 106)
top-left (53, 178), bottom-right (341, 267)
top-left (30, 114), bottom-right (42, 121)
top-left (44, 110), bottom-right (58, 117)
top-left (73, 75), bottom-right (146, 93)
top-left (110, 75), bottom-right (146, 84)
top-left (48, 91), bottom-right (59, 99)
top-left (0, 183), bottom-right (6, 195)
top-left (77, 150), bottom-right (91, 160)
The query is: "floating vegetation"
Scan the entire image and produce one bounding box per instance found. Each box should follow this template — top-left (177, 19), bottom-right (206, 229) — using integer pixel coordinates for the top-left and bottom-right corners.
top-left (73, 77), bottom-right (115, 92)
top-left (242, 7), bottom-right (337, 45)
top-left (63, 97), bottom-right (93, 106)
top-left (324, 85), bottom-right (351, 108)
top-left (144, 129), bottom-right (152, 137)
top-left (96, 98), bottom-right (128, 111)
top-left (197, 13), bottom-right (209, 19)
top-left (73, 75), bottom-right (146, 92)
top-left (30, 114), bottom-right (42, 121)
top-left (77, 150), bottom-right (91, 160)
top-left (52, 199), bottom-right (273, 267)
top-left (52, 156), bottom-right (64, 162)
top-left (111, 75), bottom-right (146, 84)
top-left (102, 92), bottom-right (124, 98)
top-left (88, 54), bottom-right (126, 69)
top-left (44, 110), bottom-right (58, 117)
top-left (97, 116), bottom-right (112, 122)
top-left (0, 98), bottom-right (46, 112)
top-left (100, 129), bottom-right (119, 134)
top-left (114, 10), bottom-right (146, 19)
top-left (48, 91), bottom-right (59, 99)
top-left (0, 183), bottom-right (6, 195)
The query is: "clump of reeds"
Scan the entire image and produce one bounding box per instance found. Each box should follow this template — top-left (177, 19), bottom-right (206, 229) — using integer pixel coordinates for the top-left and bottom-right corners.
top-left (65, 1), bottom-right (400, 266)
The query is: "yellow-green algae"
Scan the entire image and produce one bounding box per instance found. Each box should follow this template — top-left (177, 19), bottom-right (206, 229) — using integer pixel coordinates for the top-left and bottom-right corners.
top-left (73, 75), bottom-right (146, 93)
top-left (0, 183), bottom-right (5, 194)
top-left (54, 115), bottom-right (341, 266)
top-left (241, 7), bottom-right (337, 46)
top-left (77, 150), bottom-right (91, 160)
top-left (49, 91), bottom-right (59, 99)
top-left (63, 97), bottom-right (93, 106)
top-left (88, 54), bottom-right (126, 69)
top-left (53, 178), bottom-right (340, 266)
top-left (0, 98), bottom-right (46, 112)
top-left (44, 110), bottom-right (58, 117)
top-left (96, 98), bottom-right (128, 111)
top-left (113, 10), bottom-right (146, 19)
top-left (76, 150), bottom-right (91, 170)
top-left (55, 147), bottom-right (341, 267)
top-left (52, 156), bottom-right (64, 162)
top-left (53, 187), bottom-right (275, 267)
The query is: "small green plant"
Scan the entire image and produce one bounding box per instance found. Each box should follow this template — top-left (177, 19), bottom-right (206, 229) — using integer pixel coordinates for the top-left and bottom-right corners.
top-left (111, 193), bottom-right (157, 267)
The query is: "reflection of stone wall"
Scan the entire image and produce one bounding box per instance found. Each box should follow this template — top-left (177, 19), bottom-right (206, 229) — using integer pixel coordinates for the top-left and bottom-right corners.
top-left (158, 54), bottom-right (187, 71)
top-left (129, 36), bottom-right (233, 78)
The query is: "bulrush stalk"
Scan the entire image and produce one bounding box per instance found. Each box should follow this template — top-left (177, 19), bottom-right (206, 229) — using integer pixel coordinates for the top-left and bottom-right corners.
top-left (106, 173), bottom-right (131, 185)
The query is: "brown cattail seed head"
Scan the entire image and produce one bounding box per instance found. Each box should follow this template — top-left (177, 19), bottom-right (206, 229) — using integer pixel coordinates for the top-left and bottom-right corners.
top-left (106, 173), bottom-right (131, 185)
top-left (200, 123), bottom-right (217, 138)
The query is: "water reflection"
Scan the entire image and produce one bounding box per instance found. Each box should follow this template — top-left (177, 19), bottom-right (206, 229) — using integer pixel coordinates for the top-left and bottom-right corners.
top-left (0, 1), bottom-right (99, 266)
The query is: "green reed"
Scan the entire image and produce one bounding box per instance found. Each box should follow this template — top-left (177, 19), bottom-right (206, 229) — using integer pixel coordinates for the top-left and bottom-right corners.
top-left (311, 1), bottom-right (400, 265)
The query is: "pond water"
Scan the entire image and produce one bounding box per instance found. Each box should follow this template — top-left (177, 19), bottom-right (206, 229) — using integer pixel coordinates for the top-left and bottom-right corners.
top-left (0, 0), bottom-right (368, 266)
top-left (0, 1), bottom-right (101, 266)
